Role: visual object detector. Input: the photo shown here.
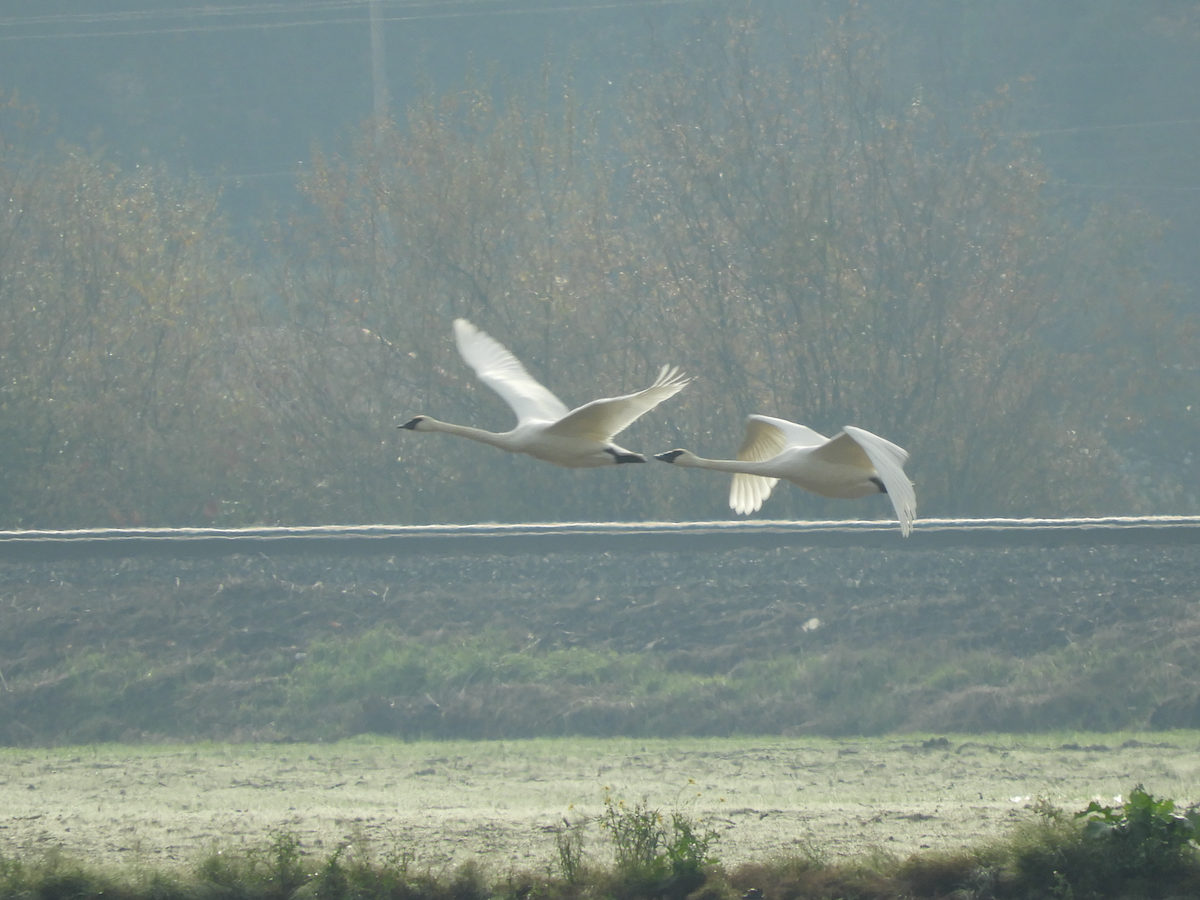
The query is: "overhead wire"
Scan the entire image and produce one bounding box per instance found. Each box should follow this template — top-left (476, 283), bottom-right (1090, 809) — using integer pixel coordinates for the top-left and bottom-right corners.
top-left (2, 2), bottom-right (1195, 197)
top-left (1023, 117), bottom-right (1200, 136)
top-left (0, 0), bottom-right (710, 40)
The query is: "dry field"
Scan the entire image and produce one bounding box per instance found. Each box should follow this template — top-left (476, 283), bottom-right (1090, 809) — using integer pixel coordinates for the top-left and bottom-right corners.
top-left (3, 733), bottom-right (1199, 872)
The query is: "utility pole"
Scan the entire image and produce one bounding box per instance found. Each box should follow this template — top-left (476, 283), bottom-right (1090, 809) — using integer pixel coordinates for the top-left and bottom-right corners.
top-left (369, 0), bottom-right (389, 146)
top-left (368, 1), bottom-right (395, 273)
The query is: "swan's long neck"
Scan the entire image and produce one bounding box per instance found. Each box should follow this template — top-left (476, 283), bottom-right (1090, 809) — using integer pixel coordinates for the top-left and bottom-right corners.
top-left (670, 452), bottom-right (767, 476)
top-left (420, 418), bottom-right (518, 451)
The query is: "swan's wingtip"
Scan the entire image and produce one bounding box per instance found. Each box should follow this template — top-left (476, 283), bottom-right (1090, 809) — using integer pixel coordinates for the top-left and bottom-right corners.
top-left (652, 365), bottom-right (692, 390)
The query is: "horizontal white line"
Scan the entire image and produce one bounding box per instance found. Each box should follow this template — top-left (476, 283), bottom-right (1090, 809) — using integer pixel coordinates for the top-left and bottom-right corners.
top-left (2, 516), bottom-right (1198, 559)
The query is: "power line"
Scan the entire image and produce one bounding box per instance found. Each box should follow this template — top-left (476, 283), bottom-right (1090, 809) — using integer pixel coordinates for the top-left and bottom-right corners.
top-left (202, 170), bottom-right (303, 182)
top-left (0, 2), bottom-right (361, 27)
top-left (0, 0), bottom-right (533, 27)
top-left (1024, 117), bottom-right (1200, 136)
top-left (1061, 182), bottom-right (1200, 194)
top-left (0, 0), bottom-right (708, 40)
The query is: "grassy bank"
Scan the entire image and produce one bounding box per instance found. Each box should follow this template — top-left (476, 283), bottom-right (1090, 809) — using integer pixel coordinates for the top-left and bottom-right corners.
top-left (3, 786), bottom-right (1199, 900)
top-left (4, 544), bottom-right (1200, 745)
top-left (4, 622), bottom-right (1199, 745)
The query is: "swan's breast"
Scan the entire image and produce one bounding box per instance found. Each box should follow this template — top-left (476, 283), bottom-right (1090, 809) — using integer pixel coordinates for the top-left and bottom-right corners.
top-left (780, 450), bottom-right (882, 499)
top-left (509, 425), bottom-right (617, 468)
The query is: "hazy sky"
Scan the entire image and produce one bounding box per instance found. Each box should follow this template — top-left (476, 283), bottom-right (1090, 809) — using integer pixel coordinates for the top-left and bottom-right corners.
top-left (1, 1), bottom-right (1196, 281)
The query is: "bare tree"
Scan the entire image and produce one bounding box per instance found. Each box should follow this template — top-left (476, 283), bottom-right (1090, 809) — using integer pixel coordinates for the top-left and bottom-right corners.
top-left (614, 13), bottom-right (1192, 518)
top-left (239, 14), bottom-right (1195, 524)
top-left (0, 106), bottom-right (253, 527)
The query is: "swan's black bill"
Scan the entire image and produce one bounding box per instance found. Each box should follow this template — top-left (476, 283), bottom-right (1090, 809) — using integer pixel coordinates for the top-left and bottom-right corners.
top-left (654, 449), bottom-right (685, 463)
top-left (398, 417), bottom-right (425, 430)
top-left (870, 475), bottom-right (887, 494)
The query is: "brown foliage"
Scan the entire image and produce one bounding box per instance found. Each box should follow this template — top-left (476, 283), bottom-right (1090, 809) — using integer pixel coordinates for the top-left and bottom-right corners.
top-left (262, 14), bottom-right (1194, 523)
top-left (0, 99), bottom-right (254, 527)
top-left (613, 14), bottom-right (1188, 517)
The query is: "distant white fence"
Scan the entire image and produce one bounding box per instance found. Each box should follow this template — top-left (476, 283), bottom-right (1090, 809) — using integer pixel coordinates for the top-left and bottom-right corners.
top-left (1, 516), bottom-right (1199, 559)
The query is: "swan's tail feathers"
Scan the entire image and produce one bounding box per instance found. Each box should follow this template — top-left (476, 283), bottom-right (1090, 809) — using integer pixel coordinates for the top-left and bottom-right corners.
top-left (729, 473), bottom-right (779, 516)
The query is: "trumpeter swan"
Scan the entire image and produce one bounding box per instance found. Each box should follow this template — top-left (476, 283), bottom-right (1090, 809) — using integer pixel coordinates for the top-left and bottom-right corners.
top-left (399, 319), bottom-right (691, 468)
top-left (655, 415), bottom-right (916, 535)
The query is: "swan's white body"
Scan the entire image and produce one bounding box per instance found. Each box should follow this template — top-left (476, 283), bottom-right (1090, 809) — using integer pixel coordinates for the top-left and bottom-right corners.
top-left (400, 319), bottom-right (690, 468)
top-left (656, 415), bottom-right (916, 535)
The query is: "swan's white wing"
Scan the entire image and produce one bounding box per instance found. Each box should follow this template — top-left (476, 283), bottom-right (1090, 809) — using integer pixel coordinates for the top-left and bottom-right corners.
top-left (730, 472), bottom-right (776, 515)
top-left (842, 425), bottom-right (916, 536)
top-left (744, 414), bottom-right (829, 450)
top-left (810, 431), bottom-right (876, 469)
top-left (728, 416), bottom-right (796, 515)
top-left (453, 319), bottom-right (570, 424)
top-left (545, 365), bottom-right (690, 440)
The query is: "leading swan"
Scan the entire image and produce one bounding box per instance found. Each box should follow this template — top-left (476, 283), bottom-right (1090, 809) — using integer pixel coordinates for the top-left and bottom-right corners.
top-left (655, 415), bottom-right (916, 535)
top-left (399, 319), bottom-right (691, 467)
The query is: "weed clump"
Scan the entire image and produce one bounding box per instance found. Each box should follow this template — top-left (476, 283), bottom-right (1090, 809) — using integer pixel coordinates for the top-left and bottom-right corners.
top-left (892, 788), bottom-right (1200, 899)
top-left (1075, 783), bottom-right (1200, 877)
top-left (598, 788), bottom-right (719, 900)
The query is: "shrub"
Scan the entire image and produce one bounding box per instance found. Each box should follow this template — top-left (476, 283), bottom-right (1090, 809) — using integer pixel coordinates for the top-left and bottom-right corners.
top-left (600, 788), bottom-right (719, 899)
top-left (1076, 784), bottom-right (1200, 877)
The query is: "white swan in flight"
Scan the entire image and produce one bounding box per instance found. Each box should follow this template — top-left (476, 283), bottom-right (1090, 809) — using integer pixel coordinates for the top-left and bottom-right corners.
top-left (399, 319), bottom-right (691, 468)
top-left (655, 415), bottom-right (916, 535)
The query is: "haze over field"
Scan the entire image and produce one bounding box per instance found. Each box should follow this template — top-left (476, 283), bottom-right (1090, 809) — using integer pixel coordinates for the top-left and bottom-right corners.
top-left (0, 1), bottom-right (1197, 528)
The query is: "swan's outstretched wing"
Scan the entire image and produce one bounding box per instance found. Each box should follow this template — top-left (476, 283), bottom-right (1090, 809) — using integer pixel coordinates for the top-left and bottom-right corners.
top-left (842, 425), bottom-right (917, 536)
top-left (546, 365), bottom-right (690, 440)
top-left (810, 430), bottom-right (876, 469)
top-left (453, 319), bottom-right (570, 424)
top-left (745, 415), bottom-right (829, 450)
top-left (729, 415), bottom-right (827, 514)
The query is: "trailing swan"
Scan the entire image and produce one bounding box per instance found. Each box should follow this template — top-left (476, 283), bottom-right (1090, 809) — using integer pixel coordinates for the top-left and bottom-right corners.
top-left (655, 415), bottom-right (916, 535)
top-left (399, 319), bottom-right (691, 468)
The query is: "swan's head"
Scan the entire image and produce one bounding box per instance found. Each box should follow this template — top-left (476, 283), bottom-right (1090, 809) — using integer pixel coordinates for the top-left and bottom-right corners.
top-left (398, 416), bottom-right (428, 431)
top-left (654, 449), bottom-right (693, 464)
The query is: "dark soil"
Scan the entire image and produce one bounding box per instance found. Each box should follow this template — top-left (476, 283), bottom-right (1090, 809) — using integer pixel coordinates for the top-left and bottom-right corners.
top-left (2, 542), bottom-right (1199, 744)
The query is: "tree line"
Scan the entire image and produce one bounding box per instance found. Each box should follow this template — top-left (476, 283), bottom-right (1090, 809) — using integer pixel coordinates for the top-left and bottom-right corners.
top-left (0, 12), bottom-right (1194, 528)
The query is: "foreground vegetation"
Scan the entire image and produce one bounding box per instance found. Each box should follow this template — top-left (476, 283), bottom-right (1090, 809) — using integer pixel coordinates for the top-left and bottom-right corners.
top-left (3, 786), bottom-right (1199, 900)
